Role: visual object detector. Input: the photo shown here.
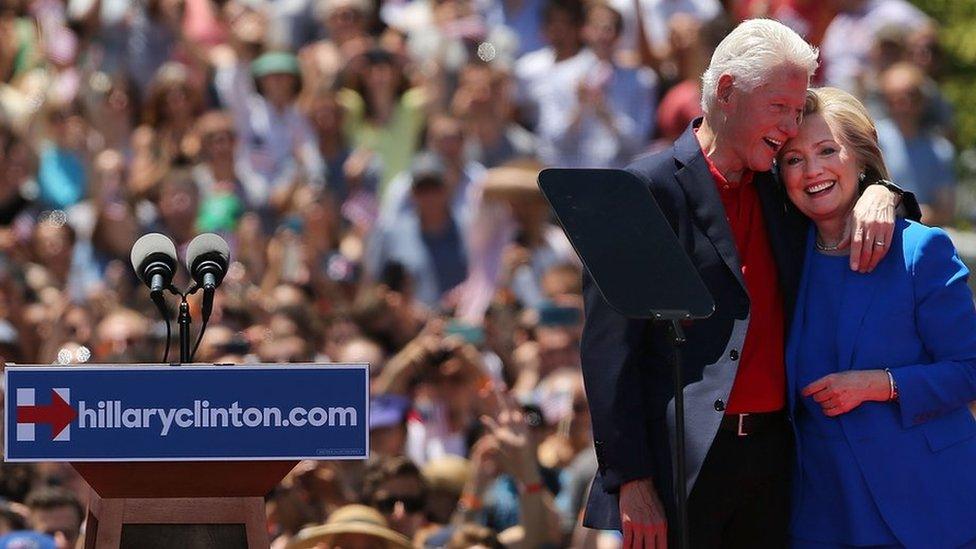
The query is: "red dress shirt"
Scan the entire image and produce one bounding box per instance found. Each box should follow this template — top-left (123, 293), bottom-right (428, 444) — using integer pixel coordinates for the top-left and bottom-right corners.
top-left (701, 153), bottom-right (787, 414)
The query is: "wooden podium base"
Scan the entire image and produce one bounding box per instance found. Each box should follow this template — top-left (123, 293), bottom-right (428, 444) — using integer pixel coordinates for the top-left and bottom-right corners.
top-left (84, 495), bottom-right (267, 549)
top-left (74, 461), bottom-right (297, 549)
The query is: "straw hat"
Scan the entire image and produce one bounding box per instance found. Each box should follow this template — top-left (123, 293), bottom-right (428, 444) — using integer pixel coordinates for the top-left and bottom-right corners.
top-left (421, 456), bottom-right (470, 496)
top-left (287, 505), bottom-right (414, 549)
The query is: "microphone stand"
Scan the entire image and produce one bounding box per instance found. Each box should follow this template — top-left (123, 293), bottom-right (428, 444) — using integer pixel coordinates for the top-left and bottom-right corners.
top-left (162, 285), bottom-right (195, 365)
top-left (177, 296), bottom-right (192, 364)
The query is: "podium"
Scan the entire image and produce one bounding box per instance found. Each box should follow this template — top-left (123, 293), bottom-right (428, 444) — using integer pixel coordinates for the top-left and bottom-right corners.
top-left (4, 364), bottom-right (370, 549)
top-left (76, 461), bottom-right (296, 548)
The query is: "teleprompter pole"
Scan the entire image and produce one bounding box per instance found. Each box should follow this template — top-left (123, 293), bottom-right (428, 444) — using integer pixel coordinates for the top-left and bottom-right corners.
top-left (668, 319), bottom-right (689, 549)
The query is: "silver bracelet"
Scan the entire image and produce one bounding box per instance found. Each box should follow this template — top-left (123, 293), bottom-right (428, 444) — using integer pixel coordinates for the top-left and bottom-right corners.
top-left (884, 368), bottom-right (898, 401)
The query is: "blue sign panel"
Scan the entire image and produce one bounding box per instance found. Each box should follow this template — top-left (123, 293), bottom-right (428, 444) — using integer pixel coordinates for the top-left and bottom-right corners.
top-left (4, 364), bottom-right (369, 462)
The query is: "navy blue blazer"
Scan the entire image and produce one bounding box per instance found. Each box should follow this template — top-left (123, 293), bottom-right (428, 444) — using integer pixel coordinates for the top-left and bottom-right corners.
top-left (580, 120), bottom-right (810, 529)
top-left (787, 220), bottom-right (976, 548)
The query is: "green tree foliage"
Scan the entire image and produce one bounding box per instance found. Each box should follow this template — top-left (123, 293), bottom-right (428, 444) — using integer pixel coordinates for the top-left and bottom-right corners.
top-left (911, 0), bottom-right (976, 147)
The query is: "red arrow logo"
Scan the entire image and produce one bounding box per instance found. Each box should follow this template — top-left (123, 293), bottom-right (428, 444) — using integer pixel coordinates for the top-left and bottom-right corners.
top-left (17, 390), bottom-right (77, 439)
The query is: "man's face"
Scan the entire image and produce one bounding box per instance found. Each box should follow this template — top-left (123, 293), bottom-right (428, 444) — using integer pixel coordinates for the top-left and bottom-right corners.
top-left (882, 70), bottom-right (924, 123)
top-left (372, 475), bottom-right (426, 538)
top-left (582, 7), bottom-right (619, 58)
top-left (719, 65), bottom-right (808, 173)
top-left (428, 120), bottom-right (465, 162)
top-left (31, 505), bottom-right (81, 549)
top-left (260, 73), bottom-right (298, 107)
top-left (543, 10), bottom-right (580, 51)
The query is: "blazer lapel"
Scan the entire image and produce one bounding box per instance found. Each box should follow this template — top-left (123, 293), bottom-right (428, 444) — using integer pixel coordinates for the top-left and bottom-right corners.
top-left (836, 262), bottom-right (880, 371)
top-left (672, 125), bottom-right (746, 292)
top-left (786, 227), bottom-right (816, 413)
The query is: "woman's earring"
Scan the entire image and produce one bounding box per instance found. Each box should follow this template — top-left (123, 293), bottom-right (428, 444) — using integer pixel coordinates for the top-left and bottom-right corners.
top-left (858, 171), bottom-right (867, 183)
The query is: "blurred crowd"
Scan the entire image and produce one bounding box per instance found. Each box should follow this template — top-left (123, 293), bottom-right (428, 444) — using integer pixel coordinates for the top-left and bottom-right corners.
top-left (0, 0), bottom-right (958, 547)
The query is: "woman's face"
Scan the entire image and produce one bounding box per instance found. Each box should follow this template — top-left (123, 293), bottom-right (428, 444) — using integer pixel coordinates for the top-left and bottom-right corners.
top-left (365, 63), bottom-right (396, 95)
top-left (164, 85), bottom-right (192, 119)
top-left (779, 112), bottom-right (861, 223)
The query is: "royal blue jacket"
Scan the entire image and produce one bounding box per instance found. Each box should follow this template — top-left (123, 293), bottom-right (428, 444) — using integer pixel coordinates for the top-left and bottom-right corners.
top-left (787, 219), bottom-right (976, 548)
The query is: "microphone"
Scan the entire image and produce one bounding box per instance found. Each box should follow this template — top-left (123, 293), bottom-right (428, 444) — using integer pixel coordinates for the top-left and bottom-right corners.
top-left (130, 233), bottom-right (179, 294)
top-left (185, 233), bottom-right (230, 291)
top-left (185, 234), bottom-right (230, 362)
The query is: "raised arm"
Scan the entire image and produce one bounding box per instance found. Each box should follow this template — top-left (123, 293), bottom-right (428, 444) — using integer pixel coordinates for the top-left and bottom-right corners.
top-left (848, 183), bottom-right (921, 273)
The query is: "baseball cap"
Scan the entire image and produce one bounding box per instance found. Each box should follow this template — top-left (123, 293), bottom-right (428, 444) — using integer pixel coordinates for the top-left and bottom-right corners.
top-left (251, 52), bottom-right (301, 78)
top-left (369, 394), bottom-right (410, 430)
top-left (0, 532), bottom-right (57, 549)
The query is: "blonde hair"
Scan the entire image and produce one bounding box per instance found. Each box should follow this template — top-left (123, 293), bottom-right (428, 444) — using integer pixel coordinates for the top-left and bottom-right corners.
top-left (803, 87), bottom-right (890, 185)
top-left (701, 19), bottom-right (819, 115)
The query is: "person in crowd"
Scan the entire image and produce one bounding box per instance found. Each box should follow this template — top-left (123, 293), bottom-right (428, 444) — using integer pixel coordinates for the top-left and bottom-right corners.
top-left (214, 50), bottom-right (325, 214)
top-left (83, 74), bottom-right (139, 157)
top-left (300, 0), bottom-right (376, 94)
top-left (379, 114), bottom-right (484, 233)
top-left (456, 164), bottom-right (576, 322)
top-left (367, 153), bottom-right (470, 310)
top-left (286, 504), bottom-right (413, 549)
top-left (370, 394), bottom-right (411, 458)
top-left (190, 110), bottom-right (254, 218)
top-left (451, 62), bottom-right (536, 169)
top-left (606, 0), bottom-right (720, 70)
top-left (778, 85), bottom-right (976, 548)
top-left (338, 48), bottom-right (428, 191)
top-left (302, 90), bottom-right (366, 208)
top-left (421, 455), bottom-right (471, 526)
top-left (152, 169), bottom-right (201, 248)
top-left (514, 0), bottom-right (588, 130)
top-left (129, 63), bottom-right (204, 200)
top-left (579, 19), bottom-right (912, 548)
top-left (0, 123), bottom-right (35, 226)
top-left (362, 456), bottom-right (431, 542)
top-left (820, 0), bottom-right (929, 94)
top-left (534, 2), bottom-right (657, 168)
top-left (35, 101), bottom-right (89, 211)
top-left (24, 487), bottom-right (83, 549)
top-left (875, 62), bottom-right (956, 226)
top-left (482, 0), bottom-right (547, 58)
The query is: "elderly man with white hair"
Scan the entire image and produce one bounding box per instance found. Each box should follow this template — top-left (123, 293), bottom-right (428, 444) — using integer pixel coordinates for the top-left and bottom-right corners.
top-left (578, 19), bottom-right (919, 548)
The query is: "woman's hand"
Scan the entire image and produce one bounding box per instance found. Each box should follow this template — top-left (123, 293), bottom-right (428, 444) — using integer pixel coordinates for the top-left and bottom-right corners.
top-left (802, 370), bottom-right (892, 417)
top-left (848, 185), bottom-right (897, 273)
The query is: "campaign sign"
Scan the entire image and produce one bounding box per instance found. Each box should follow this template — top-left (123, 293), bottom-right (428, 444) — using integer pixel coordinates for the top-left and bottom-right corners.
top-left (4, 364), bottom-right (368, 462)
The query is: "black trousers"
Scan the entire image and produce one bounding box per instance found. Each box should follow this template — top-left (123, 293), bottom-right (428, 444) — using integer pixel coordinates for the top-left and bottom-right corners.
top-left (685, 418), bottom-right (793, 549)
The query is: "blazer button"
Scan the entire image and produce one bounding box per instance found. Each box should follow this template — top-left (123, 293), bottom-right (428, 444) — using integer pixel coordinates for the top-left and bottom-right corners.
top-left (729, 349), bottom-right (740, 361)
top-left (714, 399), bottom-right (726, 412)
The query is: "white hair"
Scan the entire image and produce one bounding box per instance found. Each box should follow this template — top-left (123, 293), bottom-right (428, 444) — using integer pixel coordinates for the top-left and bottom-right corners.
top-left (700, 19), bottom-right (819, 115)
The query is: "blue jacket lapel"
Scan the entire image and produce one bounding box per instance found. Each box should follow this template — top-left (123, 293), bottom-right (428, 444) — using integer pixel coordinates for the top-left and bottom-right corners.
top-left (672, 123), bottom-right (746, 292)
top-left (836, 256), bottom-right (880, 371)
top-left (786, 227), bottom-right (816, 413)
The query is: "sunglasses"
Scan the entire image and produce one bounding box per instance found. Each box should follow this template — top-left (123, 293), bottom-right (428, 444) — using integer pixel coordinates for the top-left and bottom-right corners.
top-left (374, 495), bottom-right (426, 514)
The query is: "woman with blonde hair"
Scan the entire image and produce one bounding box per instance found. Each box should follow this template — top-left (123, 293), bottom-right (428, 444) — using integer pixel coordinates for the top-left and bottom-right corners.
top-left (778, 87), bottom-right (976, 548)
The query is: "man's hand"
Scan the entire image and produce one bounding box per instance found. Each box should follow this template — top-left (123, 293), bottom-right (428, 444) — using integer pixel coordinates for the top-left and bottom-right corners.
top-left (802, 370), bottom-right (891, 417)
top-left (620, 478), bottom-right (667, 549)
top-left (480, 391), bottom-right (537, 484)
top-left (848, 184), bottom-right (897, 273)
